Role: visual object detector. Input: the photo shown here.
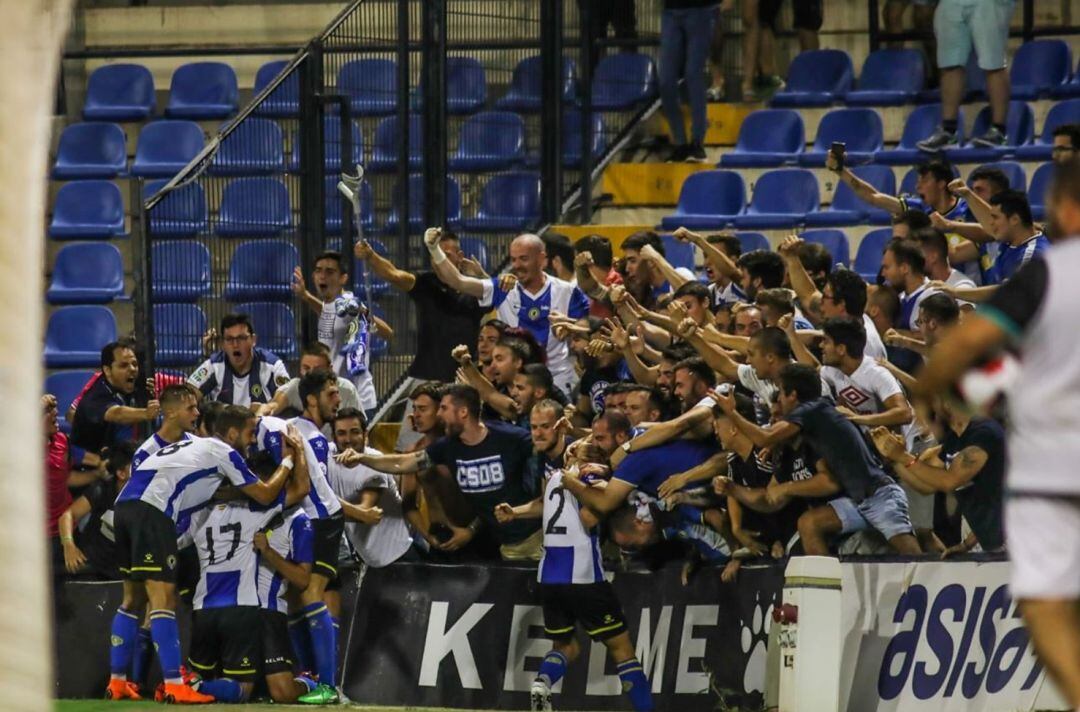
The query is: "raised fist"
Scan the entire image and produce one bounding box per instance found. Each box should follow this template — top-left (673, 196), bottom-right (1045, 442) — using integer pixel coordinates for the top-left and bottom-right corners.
top-left (451, 344), bottom-right (472, 365)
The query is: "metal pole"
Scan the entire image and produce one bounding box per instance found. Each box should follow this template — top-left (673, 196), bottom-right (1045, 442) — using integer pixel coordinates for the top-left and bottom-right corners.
top-left (298, 42), bottom-right (326, 344)
top-left (540, 0), bottom-right (564, 225)
top-left (133, 178), bottom-right (155, 379)
top-left (868, 0), bottom-right (881, 53)
top-left (422, 0), bottom-right (447, 232)
top-left (396, 0), bottom-right (411, 258)
top-left (1022, 0), bottom-right (1034, 44)
top-left (578, 0), bottom-right (593, 223)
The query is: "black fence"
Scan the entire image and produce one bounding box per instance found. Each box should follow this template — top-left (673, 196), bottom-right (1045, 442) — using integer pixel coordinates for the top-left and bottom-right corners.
top-left (135, 0), bottom-right (668, 411)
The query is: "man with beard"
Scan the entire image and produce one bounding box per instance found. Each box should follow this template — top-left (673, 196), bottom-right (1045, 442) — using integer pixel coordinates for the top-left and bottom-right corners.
top-left (257, 343), bottom-right (361, 421)
top-left (292, 250), bottom-right (393, 417)
top-left (72, 341), bottom-right (160, 456)
top-left (529, 399), bottom-right (574, 483)
top-left (453, 343), bottom-right (558, 428)
top-left (623, 386), bottom-right (664, 427)
top-left (620, 231), bottom-right (695, 306)
top-left (427, 230), bottom-right (589, 397)
top-left (189, 314), bottom-right (291, 410)
top-left (341, 384), bottom-right (541, 561)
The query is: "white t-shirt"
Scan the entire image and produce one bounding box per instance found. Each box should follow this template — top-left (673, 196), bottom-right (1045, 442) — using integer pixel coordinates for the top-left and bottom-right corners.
top-left (329, 447), bottom-right (413, 568)
top-left (820, 356), bottom-right (904, 418)
top-left (862, 313), bottom-right (887, 362)
top-left (737, 363), bottom-right (778, 404)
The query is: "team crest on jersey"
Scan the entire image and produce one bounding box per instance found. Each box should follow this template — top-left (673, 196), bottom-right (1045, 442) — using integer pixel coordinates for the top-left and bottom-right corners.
top-left (192, 366), bottom-right (209, 381)
top-left (166, 555), bottom-right (177, 570)
top-left (527, 306), bottom-right (542, 321)
top-left (275, 375), bottom-right (289, 386)
top-left (252, 385), bottom-right (263, 399)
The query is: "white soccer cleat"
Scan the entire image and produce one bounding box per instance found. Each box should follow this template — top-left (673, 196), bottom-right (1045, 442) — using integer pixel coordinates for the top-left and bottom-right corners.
top-left (530, 679), bottom-right (553, 711)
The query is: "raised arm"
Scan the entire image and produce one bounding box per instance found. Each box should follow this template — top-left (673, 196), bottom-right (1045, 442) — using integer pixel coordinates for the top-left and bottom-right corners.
top-left (872, 427), bottom-right (988, 494)
top-left (828, 153), bottom-right (903, 215)
top-left (946, 180), bottom-right (996, 239)
top-left (676, 319), bottom-right (742, 381)
top-left (451, 345), bottom-right (519, 420)
top-left (607, 318), bottom-right (659, 386)
top-left (846, 392), bottom-right (913, 429)
top-left (574, 251), bottom-right (608, 302)
top-left (672, 227), bottom-right (743, 283)
top-left (778, 236), bottom-right (824, 322)
top-left (355, 240), bottom-right (417, 292)
top-left (424, 227), bottom-right (488, 299)
top-left (290, 267), bottom-right (325, 315)
top-left (254, 531), bottom-right (311, 590)
top-left (493, 496), bottom-right (544, 523)
top-left (779, 315), bottom-right (820, 368)
top-left (611, 406), bottom-right (715, 467)
top-left (713, 389), bottom-right (801, 449)
top-left (338, 448), bottom-right (429, 474)
top-left (639, 243), bottom-right (690, 289)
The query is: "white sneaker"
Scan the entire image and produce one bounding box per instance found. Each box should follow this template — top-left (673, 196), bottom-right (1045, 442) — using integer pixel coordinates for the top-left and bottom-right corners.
top-left (530, 679), bottom-right (553, 711)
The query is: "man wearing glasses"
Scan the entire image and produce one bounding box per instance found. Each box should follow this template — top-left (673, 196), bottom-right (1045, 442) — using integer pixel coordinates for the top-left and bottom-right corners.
top-left (1052, 124), bottom-right (1080, 165)
top-left (189, 313), bottom-right (290, 409)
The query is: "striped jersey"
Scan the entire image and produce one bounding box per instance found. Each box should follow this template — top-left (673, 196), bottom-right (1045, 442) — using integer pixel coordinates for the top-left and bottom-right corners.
top-left (258, 507), bottom-right (313, 613)
top-left (538, 469), bottom-right (604, 585)
top-left (288, 416), bottom-right (344, 519)
top-left (319, 293), bottom-right (376, 410)
top-left (132, 431), bottom-right (193, 471)
top-left (118, 436), bottom-right (258, 524)
top-left (188, 348), bottom-right (290, 408)
top-left (255, 416), bottom-right (342, 520)
top-left (480, 274), bottom-right (589, 387)
top-left (188, 499), bottom-right (282, 610)
top-left (991, 233), bottom-right (1049, 284)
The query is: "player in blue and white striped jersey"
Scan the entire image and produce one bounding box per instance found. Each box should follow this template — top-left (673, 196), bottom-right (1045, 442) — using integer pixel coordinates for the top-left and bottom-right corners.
top-left (106, 406), bottom-right (302, 704)
top-left (187, 313), bottom-right (291, 408)
top-left (494, 437), bottom-right (656, 712)
top-left (425, 229), bottom-right (590, 398)
top-left (131, 385), bottom-right (199, 471)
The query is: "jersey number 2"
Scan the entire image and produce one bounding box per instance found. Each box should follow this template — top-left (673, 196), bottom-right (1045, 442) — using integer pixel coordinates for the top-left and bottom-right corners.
top-left (205, 523), bottom-right (242, 565)
top-left (545, 486), bottom-right (568, 535)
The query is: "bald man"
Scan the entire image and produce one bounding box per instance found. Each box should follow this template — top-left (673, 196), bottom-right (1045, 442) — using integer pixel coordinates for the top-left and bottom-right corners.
top-left (425, 229), bottom-right (589, 396)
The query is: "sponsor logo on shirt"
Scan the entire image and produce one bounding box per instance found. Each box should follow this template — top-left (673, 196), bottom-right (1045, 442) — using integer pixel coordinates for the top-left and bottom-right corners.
top-left (455, 455), bottom-right (506, 493)
top-left (838, 385), bottom-right (870, 409)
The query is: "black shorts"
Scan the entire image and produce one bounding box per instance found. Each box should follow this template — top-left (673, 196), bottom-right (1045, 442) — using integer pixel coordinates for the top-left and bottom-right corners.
top-left (261, 610), bottom-right (294, 676)
top-left (188, 607), bottom-right (262, 682)
top-left (176, 545), bottom-right (200, 599)
top-left (311, 513), bottom-right (345, 581)
top-left (114, 500), bottom-right (179, 583)
top-left (541, 582), bottom-right (628, 642)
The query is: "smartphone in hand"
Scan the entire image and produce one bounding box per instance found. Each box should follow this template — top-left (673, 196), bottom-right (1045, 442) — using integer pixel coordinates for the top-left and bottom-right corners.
top-left (829, 141), bottom-right (846, 172)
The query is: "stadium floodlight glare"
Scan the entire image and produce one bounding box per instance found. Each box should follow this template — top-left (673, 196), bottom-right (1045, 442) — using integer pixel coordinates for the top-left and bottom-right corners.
top-left (337, 164), bottom-right (373, 307)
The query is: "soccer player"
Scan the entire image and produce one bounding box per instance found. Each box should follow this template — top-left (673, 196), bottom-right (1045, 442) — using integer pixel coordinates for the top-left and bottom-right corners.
top-left (189, 313), bottom-right (290, 409)
top-left (183, 447), bottom-right (311, 704)
top-left (105, 406), bottom-right (301, 703)
top-left (132, 384), bottom-right (200, 471)
top-left (292, 250), bottom-right (394, 417)
top-left (426, 228), bottom-right (590, 397)
top-left (494, 445), bottom-right (655, 712)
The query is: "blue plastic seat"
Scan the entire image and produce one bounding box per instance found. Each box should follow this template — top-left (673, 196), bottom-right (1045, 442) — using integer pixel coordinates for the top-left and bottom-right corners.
top-left (591, 54), bottom-right (658, 110)
top-left (165, 62), bottom-right (238, 119)
top-left (131, 121), bottom-right (205, 178)
top-left (446, 57), bottom-right (487, 114)
top-left (47, 243), bottom-right (125, 304)
top-left (496, 55), bottom-right (577, 112)
top-left (83, 64), bottom-right (155, 121)
top-left (737, 232), bottom-right (770, 253)
top-left (524, 109), bottom-right (606, 168)
top-left (52, 123), bottom-right (127, 179)
top-left (917, 54), bottom-right (986, 104)
top-left (326, 176), bottom-right (375, 235)
top-left (659, 170), bottom-right (746, 230)
top-left (976, 161), bottom-right (1026, 193)
top-left (45, 370), bottom-right (95, 432)
top-left (805, 165), bottom-right (895, 227)
top-left (49, 180), bottom-right (125, 240)
top-left (224, 240), bottom-right (299, 302)
top-left (385, 175), bottom-right (461, 233)
top-left (660, 235), bottom-right (696, 272)
top-left (1051, 57), bottom-right (1080, 98)
top-left (215, 177), bottom-right (292, 238)
top-left (853, 228), bottom-right (893, 282)
top-left (144, 180), bottom-right (208, 238)
top-left (338, 58), bottom-right (397, 116)
top-left (1028, 162), bottom-right (1052, 221)
top-left (732, 169), bottom-right (819, 229)
top-left (771, 50), bottom-right (854, 107)
top-left (234, 302), bottom-right (297, 359)
top-left (458, 236), bottom-right (491, 272)
top-left (1016, 99), bottom-right (1080, 161)
top-left (459, 171), bottom-right (541, 232)
top-left (800, 229), bottom-right (850, 267)
top-left (799, 108), bottom-right (883, 166)
top-left (1010, 40), bottom-right (1072, 100)
top-left (945, 101), bottom-right (1034, 162)
top-left (845, 49), bottom-right (924, 106)
top-left (44, 306), bottom-right (117, 367)
top-left (211, 118), bottom-right (284, 175)
top-left (153, 303), bottom-right (207, 367)
top-left (368, 114), bottom-right (423, 173)
top-left (874, 104), bottom-right (965, 165)
top-left (449, 111), bottom-right (526, 172)
top-left (151, 241), bottom-right (211, 302)
top-left (253, 60), bottom-right (299, 118)
top-left (288, 118), bottom-right (363, 173)
top-left (719, 110), bottom-right (804, 167)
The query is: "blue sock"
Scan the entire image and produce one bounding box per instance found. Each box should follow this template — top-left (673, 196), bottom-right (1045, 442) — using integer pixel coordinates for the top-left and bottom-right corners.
top-left (198, 678), bottom-right (245, 703)
top-left (536, 650), bottom-right (568, 687)
top-left (149, 610), bottom-right (183, 683)
top-left (289, 615), bottom-right (315, 672)
top-left (617, 658), bottom-right (654, 712)
top-left (303, 603), bottom-right (337, 687)
top-left (330, 617), bottom-right (340, 674)
top-left (109, 607), bottom-right (140, 678)
top-left (295, 674), bottom-right (318, 693)
top-left (130, 627), bottom-right (153, 684)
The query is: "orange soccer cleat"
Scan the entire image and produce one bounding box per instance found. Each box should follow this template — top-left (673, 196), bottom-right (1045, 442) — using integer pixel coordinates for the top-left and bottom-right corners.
top-left (104, 678), bottom-right (143, 701)
top-left (159, 682), bottom-right (215, 705)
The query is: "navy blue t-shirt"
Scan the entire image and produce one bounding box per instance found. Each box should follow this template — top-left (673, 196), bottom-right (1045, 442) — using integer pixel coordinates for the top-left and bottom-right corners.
top-left (613, 439), bottom-right (719, 497)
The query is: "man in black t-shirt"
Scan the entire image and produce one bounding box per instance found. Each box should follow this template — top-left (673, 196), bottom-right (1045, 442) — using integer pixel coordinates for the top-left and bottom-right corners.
top-left (355, 231), bottom-right (487, 383)
top-left (345, 384), bottom-right (541, 561)
top-left (714, 363), bottom-right (921, 556)
top-left (71, 342), bottom-right (159, 455)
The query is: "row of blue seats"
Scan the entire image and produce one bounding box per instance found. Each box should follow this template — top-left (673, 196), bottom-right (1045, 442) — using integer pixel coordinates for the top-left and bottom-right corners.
top-left (51, 110), bottom-right (607, 180)
top-left (46, 235), bottom-right (493, 306)
top-left (50, 171), bottom-right (543, 240)
top-left (772, 41), bottom-right (1077, 108)
top-left (661, 161), bottom-right (1052, 230)
top-left (44, 301), bottom-right (390, 369)
top-left (723, 99), bottom-right (1079, 168)
top-left (81, 54), bottom-right (657, 123)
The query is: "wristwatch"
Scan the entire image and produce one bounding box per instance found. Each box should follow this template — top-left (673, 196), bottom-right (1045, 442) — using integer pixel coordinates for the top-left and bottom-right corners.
top-left (622, 441), bottom-right (633, 454)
